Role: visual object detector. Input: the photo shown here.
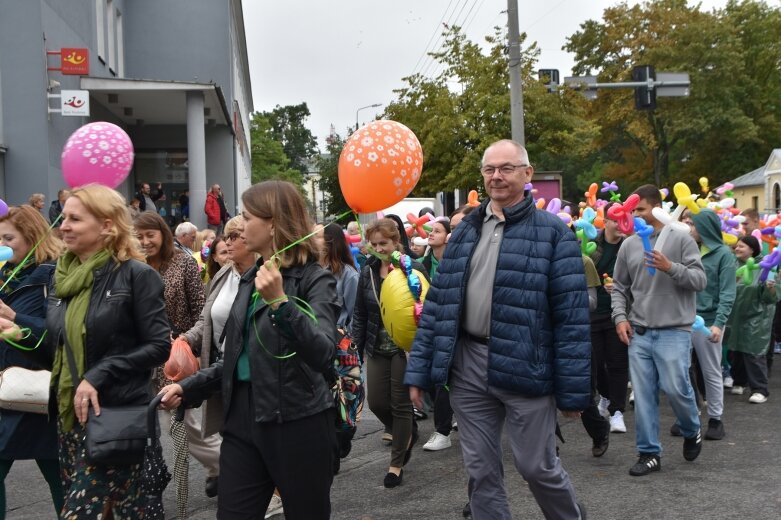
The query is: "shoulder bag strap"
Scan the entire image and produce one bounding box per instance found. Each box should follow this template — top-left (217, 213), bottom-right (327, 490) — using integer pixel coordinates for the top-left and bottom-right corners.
top-left (369, 268), bottom-right (381, 308)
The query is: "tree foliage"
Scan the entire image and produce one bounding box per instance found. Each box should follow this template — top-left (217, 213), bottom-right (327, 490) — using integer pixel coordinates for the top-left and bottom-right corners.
top-left (262, 103), bottom-right (319, 174)
top-left (564, 0), bottom-right (781, 191)
top-left (316, 131), bottom-right (352, 218)
top-left (382, 26), bottom-right (596, 201)
top-left (249, 113), bottom-right (302, 185)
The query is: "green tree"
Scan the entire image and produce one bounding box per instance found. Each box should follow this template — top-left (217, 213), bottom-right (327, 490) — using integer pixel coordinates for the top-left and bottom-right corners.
top-left (383, 26), bottom-right (596, 198)
top-left (249, 113), bottom-right (302, 185)
top-left (262, 103), bottom-right (319, 174)
top-left (564, 0), bottom-right (781, 190)
top-left (316, 130), bottom-right (351, 218)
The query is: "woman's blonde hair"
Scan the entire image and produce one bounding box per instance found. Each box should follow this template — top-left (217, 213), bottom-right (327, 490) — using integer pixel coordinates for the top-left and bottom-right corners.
top-left (0, 205), bottom-right (64, 264)
top-left (69, 184), bottom-right (144, 262)
top-left (27, 193), bottom-right (45, 207)
top-left (241, 180), bottom-right (316, 268)
top-left (365, 218), bottom-right (403, 252)
top-left (223, 215), bottom-right (244, 236)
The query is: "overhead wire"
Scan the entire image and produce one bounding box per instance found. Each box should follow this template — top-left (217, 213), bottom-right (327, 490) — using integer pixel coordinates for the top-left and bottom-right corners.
top-left (418, 0), bottom-right (479, 79)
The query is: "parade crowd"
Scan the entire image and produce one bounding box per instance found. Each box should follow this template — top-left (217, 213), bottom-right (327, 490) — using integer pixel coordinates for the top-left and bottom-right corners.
top-left (0, 139), bottom-right (778, 520)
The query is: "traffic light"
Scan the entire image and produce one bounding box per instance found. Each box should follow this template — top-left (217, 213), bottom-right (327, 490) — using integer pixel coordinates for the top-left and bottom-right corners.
top-left (632, 65), bottom-right (656, 110)
top-left (538, 69), bottom-right (559, 93)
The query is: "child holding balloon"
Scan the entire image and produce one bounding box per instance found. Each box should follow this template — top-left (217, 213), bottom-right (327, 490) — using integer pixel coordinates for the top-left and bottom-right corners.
top-left (723, 236), bottom-right (776, 403)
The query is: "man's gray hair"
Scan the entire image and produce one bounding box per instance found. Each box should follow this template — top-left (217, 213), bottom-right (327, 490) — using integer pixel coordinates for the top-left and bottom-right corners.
top-left (481, 139), bottom-right (529, 166)
top-left (175, 221), bottom-right (197, 237)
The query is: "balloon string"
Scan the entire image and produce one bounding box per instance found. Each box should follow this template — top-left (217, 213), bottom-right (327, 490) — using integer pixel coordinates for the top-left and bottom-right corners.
top-left (268, 210), bottom-right (353, 263)
top-left (0, 214), bottom-right (62, 294)
top-left (249, 292), bottom-right (318, 360)
top-left (3, 328), bottom-right (46, 352)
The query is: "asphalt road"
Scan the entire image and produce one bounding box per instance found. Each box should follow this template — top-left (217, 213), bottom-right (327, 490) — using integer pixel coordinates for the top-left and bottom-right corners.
top-left (6, 367), bottom-right (781, 519)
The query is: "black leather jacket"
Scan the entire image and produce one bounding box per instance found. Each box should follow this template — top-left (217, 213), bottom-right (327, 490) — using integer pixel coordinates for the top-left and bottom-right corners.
top-left (180, 260), bottom-right (338, 424)
top-left (27, 259), bottom-right (171, 408)
top-left (352, 256), bottom-right (428, 358)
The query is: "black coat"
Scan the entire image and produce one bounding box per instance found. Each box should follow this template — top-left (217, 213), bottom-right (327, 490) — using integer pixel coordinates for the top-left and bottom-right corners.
top-left (180, 260), bottom-right (339, 424)
top-left (0, 263), bottom-right (57, 460)
top-left (352, 256), bottom-right (428, 359)
top-left (27, 259), bottom-right (171, 409)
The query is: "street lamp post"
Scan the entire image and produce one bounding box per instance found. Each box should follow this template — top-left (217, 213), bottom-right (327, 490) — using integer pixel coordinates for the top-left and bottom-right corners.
top-left (355, 103), bottom-right (383, 130)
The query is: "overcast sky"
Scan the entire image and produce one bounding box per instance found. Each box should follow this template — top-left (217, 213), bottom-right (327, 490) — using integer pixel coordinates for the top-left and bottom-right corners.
top-left (243, 0), bottom-right (726, 149)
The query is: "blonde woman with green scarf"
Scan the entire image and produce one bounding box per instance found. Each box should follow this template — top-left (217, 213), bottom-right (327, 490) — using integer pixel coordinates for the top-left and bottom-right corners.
top-left (1, 184), bottom-right (171, 518)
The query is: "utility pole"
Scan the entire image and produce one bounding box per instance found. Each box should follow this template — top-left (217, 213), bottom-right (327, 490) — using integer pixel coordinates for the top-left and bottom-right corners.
top-left (507, 0), bottom-right (525, 146)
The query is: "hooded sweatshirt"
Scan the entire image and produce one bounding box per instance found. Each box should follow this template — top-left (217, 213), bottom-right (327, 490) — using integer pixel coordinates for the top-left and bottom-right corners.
top-left (612, 225), bottom-right (706, 330)
top-left (691, 209), bottom-right (737, 329)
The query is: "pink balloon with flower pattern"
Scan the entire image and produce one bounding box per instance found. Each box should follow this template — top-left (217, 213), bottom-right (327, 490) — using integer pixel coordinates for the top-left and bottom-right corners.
top-left (61, 122), bottom-right (134, 188)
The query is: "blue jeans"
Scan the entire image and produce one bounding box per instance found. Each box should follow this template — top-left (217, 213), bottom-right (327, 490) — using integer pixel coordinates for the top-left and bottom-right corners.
top-left (628, 328), bottom-right (700, 455)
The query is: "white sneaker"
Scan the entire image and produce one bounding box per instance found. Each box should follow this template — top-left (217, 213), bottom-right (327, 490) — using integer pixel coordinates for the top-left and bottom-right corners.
top-left (265, 494), bottom-right (283, 519)
top-left (731, 386), bottom-right (745, 395)
top-left (610, 411), bottom-right (627, 433)
top-left (423, 432), bottom-right (452, 451)
top-left (749, 393), bottom-right (768, 404)
top-left (629, 390), bottom-right (634, 406)
top-left (597, 397), bottom-right (610, 418)
top-left (723, 376), bottom-right (734, 388)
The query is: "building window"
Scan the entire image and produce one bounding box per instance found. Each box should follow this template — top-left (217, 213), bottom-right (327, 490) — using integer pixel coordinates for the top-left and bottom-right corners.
top-left (752, 195), bottom-right (759, 209)
top-left (774, 183), bottom-right (781, 211)
top-left (107, 0), bottom-right (116, 74)
top-left (116, 9), bottom-right (124, 77)
top-left (95, 0), bottom-right (105, 61)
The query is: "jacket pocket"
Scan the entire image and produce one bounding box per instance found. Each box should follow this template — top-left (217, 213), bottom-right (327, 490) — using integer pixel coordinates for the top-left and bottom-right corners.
top-left (294, 359), bottom-right (316, 396)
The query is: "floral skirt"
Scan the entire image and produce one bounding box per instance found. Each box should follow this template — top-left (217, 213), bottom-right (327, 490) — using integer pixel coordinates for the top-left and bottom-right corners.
top-left (58, 421), bottom-right (143, 520)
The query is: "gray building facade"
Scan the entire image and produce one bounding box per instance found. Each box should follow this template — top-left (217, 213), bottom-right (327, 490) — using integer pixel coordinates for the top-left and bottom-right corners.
top-left (0, 0), bottom-right (253, 229)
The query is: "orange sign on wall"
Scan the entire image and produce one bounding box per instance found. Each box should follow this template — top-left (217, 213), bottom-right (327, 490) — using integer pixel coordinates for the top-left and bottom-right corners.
top-left (60, 48), bottom-right (89, 75)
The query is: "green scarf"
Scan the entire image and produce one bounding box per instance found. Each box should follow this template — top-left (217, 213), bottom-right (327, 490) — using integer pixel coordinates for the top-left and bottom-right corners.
top-left (52, 249), bottom-right (111, 432)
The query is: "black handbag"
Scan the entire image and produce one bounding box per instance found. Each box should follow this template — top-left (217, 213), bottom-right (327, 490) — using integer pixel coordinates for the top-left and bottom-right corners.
top-left (62, 328), bottom-right (157, 466)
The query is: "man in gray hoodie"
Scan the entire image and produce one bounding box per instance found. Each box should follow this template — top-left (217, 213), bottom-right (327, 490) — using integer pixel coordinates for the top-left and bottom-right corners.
top-left (611, 185), bottom-right (707, 477)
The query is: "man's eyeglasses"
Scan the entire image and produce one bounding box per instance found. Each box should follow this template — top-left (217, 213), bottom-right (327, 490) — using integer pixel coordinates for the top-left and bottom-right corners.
top-left (481, 164), bottom-right (529, 177)
top-left (225, 231), bottom-right (242, 242)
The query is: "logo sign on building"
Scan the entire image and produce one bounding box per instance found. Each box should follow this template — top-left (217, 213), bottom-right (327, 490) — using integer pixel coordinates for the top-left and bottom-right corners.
top-left (60, 48), bottom-right (89, 75)
top-left (61, 90), bottom-right (90, 116)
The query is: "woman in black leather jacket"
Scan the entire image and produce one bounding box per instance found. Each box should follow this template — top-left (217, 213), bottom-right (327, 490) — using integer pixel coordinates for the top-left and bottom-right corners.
top-left (1, 184), bottom-right (171, 518)
top-left (352, 218), bottom-right (429, 488)
top-left (160, 180), bottom-right (339, 520)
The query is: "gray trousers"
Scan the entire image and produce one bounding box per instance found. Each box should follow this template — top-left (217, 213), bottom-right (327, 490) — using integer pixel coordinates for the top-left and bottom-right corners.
top-left (449, 337), bottom-right (581, 520)
top-left (691, 331), bottom-right (724, 420)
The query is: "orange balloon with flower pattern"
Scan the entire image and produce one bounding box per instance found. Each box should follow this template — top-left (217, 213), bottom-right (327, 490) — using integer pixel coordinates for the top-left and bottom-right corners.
top-left (338, 120), bottom-right (423, 213)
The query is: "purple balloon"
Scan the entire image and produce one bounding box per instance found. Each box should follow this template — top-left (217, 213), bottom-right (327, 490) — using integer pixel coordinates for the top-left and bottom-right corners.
top-left (0, 199), bottom-right (7, 218)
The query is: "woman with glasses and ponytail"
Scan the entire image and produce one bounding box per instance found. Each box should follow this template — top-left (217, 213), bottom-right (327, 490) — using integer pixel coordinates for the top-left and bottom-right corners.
top-left (159, 180), bottom-right (339, 520)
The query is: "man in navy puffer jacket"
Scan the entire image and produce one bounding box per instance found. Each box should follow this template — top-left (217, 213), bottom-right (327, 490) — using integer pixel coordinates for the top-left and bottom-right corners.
top-left (405, 140), bottom-right (590, 519)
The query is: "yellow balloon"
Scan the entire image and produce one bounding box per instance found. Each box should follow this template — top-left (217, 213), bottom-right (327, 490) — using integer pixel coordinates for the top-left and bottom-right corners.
top-left (722, 232), bottom-right (738, 246)
top-left (699, 176), bottom-right (709, 192)
top-left (379, 268), bottom-right (430, 351)
top-left (673, 182), bottom-right (700, 215)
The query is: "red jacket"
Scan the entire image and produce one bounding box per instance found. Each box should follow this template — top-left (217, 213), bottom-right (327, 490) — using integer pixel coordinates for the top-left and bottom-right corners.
top-left (205, 192), bottom-right (221, 225)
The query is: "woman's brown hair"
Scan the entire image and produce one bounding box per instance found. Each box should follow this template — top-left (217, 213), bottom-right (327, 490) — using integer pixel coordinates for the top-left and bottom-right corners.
top-left (364, 218), bottom-right (403, 252)
top-left (68, 184), bottom-right (144, 262)
top-left (133, 211), bottom-right (177, 268)
top-left (0, 205), bottom-right (64, 264)
top-left (241, 180), bottom-right (316, 268)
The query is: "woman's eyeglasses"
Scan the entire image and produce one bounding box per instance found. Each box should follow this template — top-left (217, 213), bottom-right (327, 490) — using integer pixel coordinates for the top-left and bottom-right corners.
top-left (225, 231), bottom-right (242, 242)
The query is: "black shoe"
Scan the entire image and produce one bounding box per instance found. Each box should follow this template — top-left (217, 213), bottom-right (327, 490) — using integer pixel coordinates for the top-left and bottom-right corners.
top-left (403, 424), bottom-right (419, 466)
top-left (591, 434), bottom-right (609, 457)
top-left (629, 453), bottom-right (661, 476)
top-left (683, 430), bottom-right (703, 461)
top-left (205, 476), bottom-right (218, 498)
top-left (413, 407), bottom-right (428, 420)
top-left (670, 423), bottom-right (682, 437)
top-left (462, 501), bottom-right (471, 518)
top-left (704, 418), bottom-right (725, 440)
top-left (383, 470), bottom-right (403, 488)
top-left (577, 502), bottom-right (587, 520)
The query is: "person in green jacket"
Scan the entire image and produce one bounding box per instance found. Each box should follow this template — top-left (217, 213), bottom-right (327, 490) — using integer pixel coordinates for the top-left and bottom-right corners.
top-left (724, 235), bottom-right (776, 403)
top-left (686, 209), bottom-right (736, 441)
